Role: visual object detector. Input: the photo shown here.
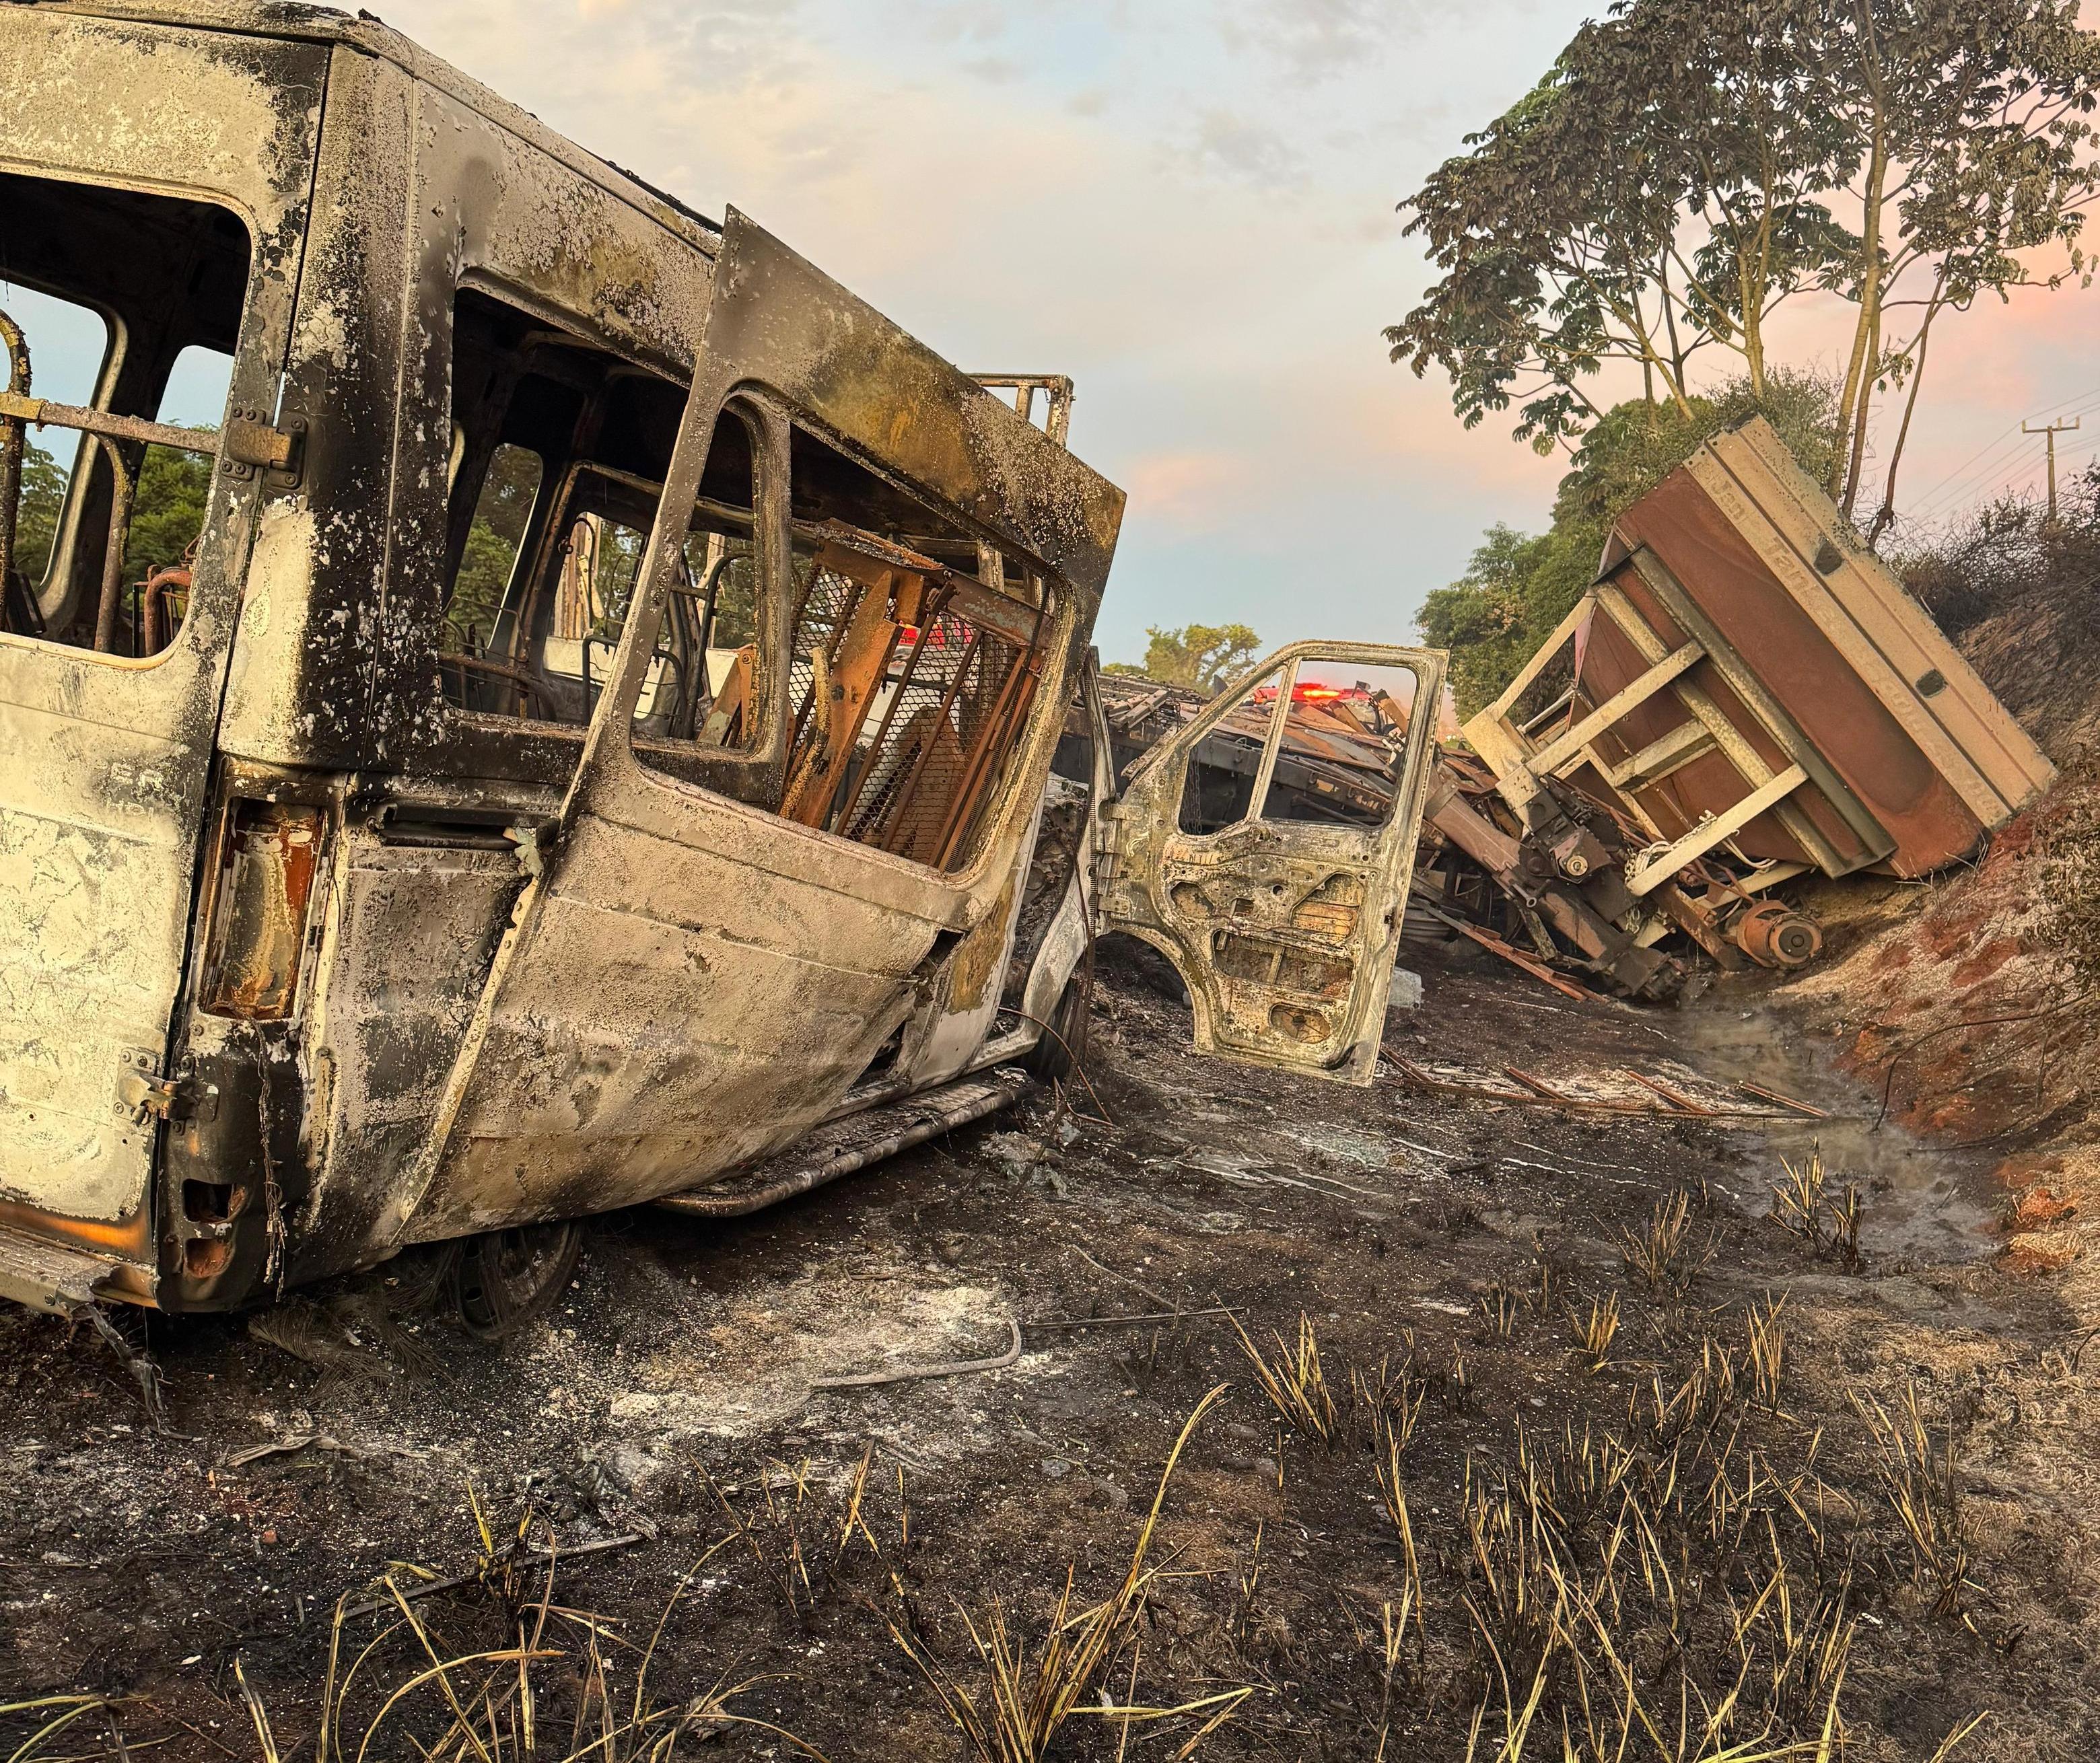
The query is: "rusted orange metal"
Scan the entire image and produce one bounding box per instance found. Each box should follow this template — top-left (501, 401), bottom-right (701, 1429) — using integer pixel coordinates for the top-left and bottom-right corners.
top-left (1467, 418), bottom-right (2056, 884)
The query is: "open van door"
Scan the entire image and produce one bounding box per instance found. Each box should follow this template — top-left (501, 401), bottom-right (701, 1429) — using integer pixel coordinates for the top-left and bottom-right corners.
top-left (1094, 641), bottom-right (1446, 1085)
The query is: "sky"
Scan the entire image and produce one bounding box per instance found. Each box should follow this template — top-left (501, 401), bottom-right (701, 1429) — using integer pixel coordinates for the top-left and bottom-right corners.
top-left (11, 0), bottom-right (2100, 664)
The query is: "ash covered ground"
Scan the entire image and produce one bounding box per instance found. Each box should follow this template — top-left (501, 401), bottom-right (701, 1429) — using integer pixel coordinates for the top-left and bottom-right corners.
top-left (5, 933), bottom-right (2097, 1761)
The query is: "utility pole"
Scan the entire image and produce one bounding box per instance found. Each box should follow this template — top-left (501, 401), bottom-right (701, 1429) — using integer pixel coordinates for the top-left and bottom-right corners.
top-left (2023, 415), bottom-right (2081, 524)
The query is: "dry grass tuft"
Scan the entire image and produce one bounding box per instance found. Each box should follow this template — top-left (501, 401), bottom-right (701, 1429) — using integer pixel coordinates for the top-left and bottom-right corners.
top-left (1619, 1190), bottom-right (1706, 1295)
top-left (1230, 1311), bottom-right (1344, 1445)
top-left (1568, 1292), bottom-right (1621, 1370)
top-left (1746, 1294), bottom-right (1788, 1414)
top-left (1857, 1382), bottom-right (1972, 1618)
top-left (5, 1501), bottom-right (838, 1763)
top-left (1772, 1147), bottom-right (1866, 1266)
top-left (1355, 1352), bottom-right (1428, 1455)
top-left (1446, 1343), bottom-right (1474, 1411)
top-left (886, 1386), bottom-right (1251, 1762)
top-left (1772, 1147), bottom-right (1829, 1242)
top-left (1827, 1181), bottom-right (1864, 1270)
top-left (704, 1443), bottom-right (891, 1627)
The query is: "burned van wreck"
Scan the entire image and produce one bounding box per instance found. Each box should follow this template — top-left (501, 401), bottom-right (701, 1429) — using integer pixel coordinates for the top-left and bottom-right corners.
top-left (0, 1), bottom-right (1445, 1328)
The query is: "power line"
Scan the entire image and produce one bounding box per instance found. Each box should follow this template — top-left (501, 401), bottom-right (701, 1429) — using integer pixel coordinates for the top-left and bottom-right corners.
top-left (1904, 382), bottom-right (2100, 517)
top-left (1908, 433), bottom-right (2048, 523)
top-left (1905, 390), bottom-right (2100, 522)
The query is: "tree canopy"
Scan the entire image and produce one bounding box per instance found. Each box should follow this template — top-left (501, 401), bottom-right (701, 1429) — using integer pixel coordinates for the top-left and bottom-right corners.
top-left (1105, 622), bottom-right (1264, 692)
top-left (11, 438), bottom-right (67, 585)
top-left (1421, 373), bottom-right (1838, 719)
top-left (9, 435), bottom-right (213, 589)
top-left (1389, 0), bottom-right (2100, 535)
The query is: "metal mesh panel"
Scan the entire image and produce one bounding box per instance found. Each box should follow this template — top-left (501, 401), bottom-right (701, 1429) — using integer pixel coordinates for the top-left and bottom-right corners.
top-left (782, 559), bottom-right (1043, 871)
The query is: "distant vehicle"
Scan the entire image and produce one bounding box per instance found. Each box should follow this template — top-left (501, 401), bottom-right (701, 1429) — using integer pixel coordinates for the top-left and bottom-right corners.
top-left (0, 1), bottom-right (1446, 1328)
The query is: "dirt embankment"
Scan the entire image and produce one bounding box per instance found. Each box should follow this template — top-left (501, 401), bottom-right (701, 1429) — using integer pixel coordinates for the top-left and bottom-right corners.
top-left (6, 937), bottom-right (2100, 1762)
top-left (1774, 575), bottom-right (2100, 1291)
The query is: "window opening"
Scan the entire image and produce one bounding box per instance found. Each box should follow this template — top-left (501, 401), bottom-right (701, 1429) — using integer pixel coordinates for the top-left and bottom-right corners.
top-left (0, 287), bottom-right (107, 614)
top-left (770, 425), bottom-right (1057, 871)
top-left (0, 174), bottom-right (252, 657)
top-left (608, 402), bottom-right (771, 750)
top-left (437, 287), bottom-right (687, 725)
top-left (776, 527), bottom-right (1051, 868)
top-left (440, 441), bottom-right (544, 711)
top-left (158, 343), bottom-right (236, 428)
top-left (545, 493), bottom-right (647, 715)
top-left (119, 349), bottom-right (236, 655)
top-left (1176, 663), bottom-right (1286, 834)
top-left (1253, 657), bottom-right (1424, 828)
top-left (627, 409), bottom-right (1063, 872)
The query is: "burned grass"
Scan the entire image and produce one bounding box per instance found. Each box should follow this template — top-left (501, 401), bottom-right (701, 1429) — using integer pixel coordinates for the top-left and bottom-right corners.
top-left (3, 941), bottom-right (2097, 1758)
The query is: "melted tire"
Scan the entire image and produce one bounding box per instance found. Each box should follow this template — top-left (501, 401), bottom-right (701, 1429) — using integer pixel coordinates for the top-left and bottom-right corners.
top-left (1026, 971), bottom-right (1088, 1083)
top-left (452, 1221), bottom-right (584, 1340)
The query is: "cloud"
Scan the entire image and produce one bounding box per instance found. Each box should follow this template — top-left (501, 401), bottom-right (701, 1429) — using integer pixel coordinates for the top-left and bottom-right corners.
top-left (1181, 107), bottom-right (1300, 184)
top-left (1236, 0), bottom-right (1424, 83)
top-left (1119, 449), bottom-right (1259, 528)
top-left (962, 53), bottom-right (1024, 83)
top-left (913, 0), bottom-right (1010, 46)
top-left (372, 0), bottom-right (1591, 657)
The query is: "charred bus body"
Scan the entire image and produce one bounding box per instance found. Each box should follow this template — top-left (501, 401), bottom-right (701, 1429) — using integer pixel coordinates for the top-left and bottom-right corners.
top-left (0, 1), bottom-right (1446, 1325)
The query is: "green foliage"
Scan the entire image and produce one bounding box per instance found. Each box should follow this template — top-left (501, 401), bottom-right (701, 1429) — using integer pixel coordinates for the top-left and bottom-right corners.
top-left (124, 440), bottom-right (213, 581)
top-left (1420, 524), bottom-right (1596, 723)
top-left (10, 439), bottom-right (65, 583)
top-left (446, 445), bottom-right (543, 651)
top-left (1390, 0), bottom-right (2100, 517)
top-left (9, 433), bottom-right (215, 590)
top-left (1114, 622), bottom-right (1263, 692)
top-left (1426, 376), bottom-right (1837, 719)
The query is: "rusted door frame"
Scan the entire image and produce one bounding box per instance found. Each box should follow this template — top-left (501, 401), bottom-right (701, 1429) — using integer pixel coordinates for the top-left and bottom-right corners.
top-left (386, 211), bottom-right (1124, 1241)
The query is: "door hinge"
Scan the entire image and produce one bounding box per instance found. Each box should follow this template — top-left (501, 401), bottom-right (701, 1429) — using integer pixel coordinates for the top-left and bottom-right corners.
top-left (220, 410), bottom-right (306, 489)
top-left (117, 1067), bottom-right (180, 1123)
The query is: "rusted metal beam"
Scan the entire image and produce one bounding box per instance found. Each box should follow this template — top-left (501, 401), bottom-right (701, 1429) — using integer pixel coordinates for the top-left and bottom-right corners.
top-left (1422, 904), bottom-right (1607, 1004)
top-left (0, 391), bottom-right (219, 457)
top-left (1619, 1067), bottom-right (1715, 1116)
top-left (1736, 1079), bottom-right (1829, 1118)
top-left (88, 436), bottom-right (135, 655)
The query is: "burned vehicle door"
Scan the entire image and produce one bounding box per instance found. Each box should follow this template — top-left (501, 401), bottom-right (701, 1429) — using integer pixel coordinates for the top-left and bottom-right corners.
top-left (0, 12), bottom-right (322, 1303)
top-left (387, 211), bottom-right (1123, 1245)
top-left (1096, 642), bottom-right (1446, 1085)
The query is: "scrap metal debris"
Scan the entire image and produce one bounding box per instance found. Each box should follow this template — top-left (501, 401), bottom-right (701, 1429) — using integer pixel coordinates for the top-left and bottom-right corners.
top-left (1097, 417), bottom-right (2052, 1009)
top-left (810, 1314), bottom-right (1025, 1391)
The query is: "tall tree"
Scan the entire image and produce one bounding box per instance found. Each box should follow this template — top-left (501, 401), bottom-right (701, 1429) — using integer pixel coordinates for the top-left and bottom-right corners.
top-left (1389, 1), bottom-right (1851, 453)
top-left (1391, 0), bottom-right (2100, 533)
top-left (1105, 623), bottom-right (1263, 692)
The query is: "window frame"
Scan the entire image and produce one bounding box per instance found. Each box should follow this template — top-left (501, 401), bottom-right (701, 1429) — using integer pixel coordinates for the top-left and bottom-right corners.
top-left (0, 172), bottom-right (258, 671)
top-left (428, 280), bottom-right (788, 782)
top-left (612, 382), bottom-right (1082, 884)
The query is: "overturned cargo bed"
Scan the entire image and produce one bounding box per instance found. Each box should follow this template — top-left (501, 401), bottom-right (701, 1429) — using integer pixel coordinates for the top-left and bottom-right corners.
top-left (1465, 417), bottom-right (2055, 890)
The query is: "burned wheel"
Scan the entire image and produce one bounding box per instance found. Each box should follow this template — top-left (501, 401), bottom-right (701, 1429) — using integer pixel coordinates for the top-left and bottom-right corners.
top-left (451, 1221), bottom-right (584, 1340)
top-left (1025, 969), bottom-right (1090, 1083)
